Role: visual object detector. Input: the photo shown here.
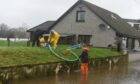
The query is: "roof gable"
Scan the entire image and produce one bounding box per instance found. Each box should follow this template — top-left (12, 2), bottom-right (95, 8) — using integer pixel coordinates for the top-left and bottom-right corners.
top-left (47, 0), bottom-right (82, 33)
top-left (48, 0), bottom-right (140, 38)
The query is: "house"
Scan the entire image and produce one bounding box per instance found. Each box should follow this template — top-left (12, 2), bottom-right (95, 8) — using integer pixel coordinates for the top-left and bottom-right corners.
top-left (27, 21), bottom-right (55, 42)
top-left (124, 19), bottom-right (140, 29)
top-left (27, 0), bottom-right (140, 50)
top-left (124, 19), bottom-right (140, 49)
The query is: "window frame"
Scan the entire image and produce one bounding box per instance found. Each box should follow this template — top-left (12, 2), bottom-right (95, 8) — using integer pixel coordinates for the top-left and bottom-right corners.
top-left (76, 10), bottom-right (86, 22)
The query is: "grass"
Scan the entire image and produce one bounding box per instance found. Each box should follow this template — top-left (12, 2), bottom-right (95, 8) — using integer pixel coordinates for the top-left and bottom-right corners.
top-left (0, 40), bottom-right (26, 47)
top-left (0, 41), bottom-right (121, 67)
top-left (0, 47), bottom-right (60, 67)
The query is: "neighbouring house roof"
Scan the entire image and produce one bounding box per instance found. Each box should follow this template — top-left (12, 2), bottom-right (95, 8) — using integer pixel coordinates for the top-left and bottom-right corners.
top-left (27, 21), bottom-right (55, 32)
top-left (27, 0), bottom-right (140, 38)
top-left (123, 19), bottom-right (140, 23)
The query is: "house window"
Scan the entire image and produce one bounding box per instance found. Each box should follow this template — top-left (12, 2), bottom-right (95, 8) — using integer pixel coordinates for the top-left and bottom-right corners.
top-left (78, 35), bottom-right (91, 44)
top-left (76, 11), bottom-right (86, 22)
top-left (99, 24), bottom-right (106, 30)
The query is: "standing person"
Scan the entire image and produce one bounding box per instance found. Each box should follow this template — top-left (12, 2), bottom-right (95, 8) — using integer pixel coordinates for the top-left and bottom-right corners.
top-left (32, 30), bottom-right (40, 47)
top-left (48, 30), bottom-right (60, 49)
top-left (7, 36), bottom-right (10, 46)
top-left (79, 43), bottom-right (89, 75)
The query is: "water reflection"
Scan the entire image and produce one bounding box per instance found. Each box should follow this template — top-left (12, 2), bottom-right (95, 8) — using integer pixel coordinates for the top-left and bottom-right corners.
top-left (80, 74), bottom-right (88, 84)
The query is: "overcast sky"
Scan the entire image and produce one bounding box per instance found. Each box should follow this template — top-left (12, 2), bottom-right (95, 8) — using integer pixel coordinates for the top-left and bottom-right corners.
top-left (0, 0), bottom-right (140, 28)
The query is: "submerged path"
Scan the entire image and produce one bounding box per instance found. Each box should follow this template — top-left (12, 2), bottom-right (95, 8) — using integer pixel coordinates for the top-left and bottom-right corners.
top-left (12, 52), bottom-right (140, 84)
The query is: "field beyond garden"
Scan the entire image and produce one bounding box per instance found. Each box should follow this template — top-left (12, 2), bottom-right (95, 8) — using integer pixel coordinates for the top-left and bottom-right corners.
top-left (0, 40), bottom-right (121, 67)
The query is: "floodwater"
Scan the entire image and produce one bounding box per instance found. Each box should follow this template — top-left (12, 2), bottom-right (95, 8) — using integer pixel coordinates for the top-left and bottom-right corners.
top-left (11, 53), bottom-right (140, 84)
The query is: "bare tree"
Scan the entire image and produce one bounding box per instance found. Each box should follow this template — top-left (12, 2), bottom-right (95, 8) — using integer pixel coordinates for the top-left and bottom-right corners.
top-left (0, 24), bottom-right (9, 38)
top-left (0, 23), bottom-right (30, 39)
top-left (15, 23), bottom-right (29, 38)
top-left (7, 28), bottom-right (16, 38)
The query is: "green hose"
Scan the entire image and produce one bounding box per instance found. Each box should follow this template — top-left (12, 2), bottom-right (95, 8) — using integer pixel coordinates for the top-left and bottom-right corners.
top-left (48, 45), bottom-right (79, 62)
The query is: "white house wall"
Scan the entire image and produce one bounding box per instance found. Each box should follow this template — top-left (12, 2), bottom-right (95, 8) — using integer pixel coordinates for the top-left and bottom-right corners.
top-left (52, 3), bottom-right (116, 47)
top-left (134, 39), bottom-right (139, 49)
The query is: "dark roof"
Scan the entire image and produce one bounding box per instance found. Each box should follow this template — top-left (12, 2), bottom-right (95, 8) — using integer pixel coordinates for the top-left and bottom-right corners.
top-left (48, 0), bottom-right (140, 38)
top-left (82, 1), bottom-right (140, 38)
top-left (27, 21), bottom-right (55, 32)
top-left (28, 0), bottom-right (140, 38)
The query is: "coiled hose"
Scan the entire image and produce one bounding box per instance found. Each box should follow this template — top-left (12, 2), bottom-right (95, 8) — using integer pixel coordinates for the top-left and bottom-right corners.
top-left (48, 45), bottom-right (79, 62)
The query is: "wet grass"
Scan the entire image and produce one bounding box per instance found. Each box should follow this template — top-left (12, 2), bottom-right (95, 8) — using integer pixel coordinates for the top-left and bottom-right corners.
top-left (0, 47), bottom-right (60, 67)
top-left (0, 41), bottom-right (121, 67)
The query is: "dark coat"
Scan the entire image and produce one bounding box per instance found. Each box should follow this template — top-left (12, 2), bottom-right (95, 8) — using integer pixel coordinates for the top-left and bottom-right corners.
top-left (79, 51), bottom-right (89, 63)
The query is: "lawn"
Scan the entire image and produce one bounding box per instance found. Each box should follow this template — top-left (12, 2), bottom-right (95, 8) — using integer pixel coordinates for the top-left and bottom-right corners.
top-left (0, 41), bottom-right (121, 67)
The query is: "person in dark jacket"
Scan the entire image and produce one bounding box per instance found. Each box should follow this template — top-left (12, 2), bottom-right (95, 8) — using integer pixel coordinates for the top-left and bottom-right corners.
top-left (79, 43), bottom-right (89, 75)
top-left (32, 30), bottom-right (40, 47)
top-left (32, 30), bottom-right (44, 47)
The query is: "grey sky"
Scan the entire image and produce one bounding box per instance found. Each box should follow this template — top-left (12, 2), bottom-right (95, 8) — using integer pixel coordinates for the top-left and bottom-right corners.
top-left (0, 0), bottom-right (140, 28)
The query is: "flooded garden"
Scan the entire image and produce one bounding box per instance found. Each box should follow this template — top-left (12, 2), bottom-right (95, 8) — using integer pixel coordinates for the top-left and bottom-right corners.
top-left (10, 53), bottom-right (140, 84)
top-left (0, 41), bottom-right (139, 84)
